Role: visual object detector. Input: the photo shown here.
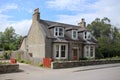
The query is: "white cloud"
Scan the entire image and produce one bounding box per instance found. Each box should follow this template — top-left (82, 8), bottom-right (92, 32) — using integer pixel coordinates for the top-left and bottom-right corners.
top-left (46, 0), bottom-right (92, 11)
top-left (47, 0), bottom-right (120, 27)
top-left (0, 3), bottom-right (18, 13)
top-left (56, 13), bottom-right (99, 25)
top-left (10, 20), bottom-right (32, 36)
top-left (0, 19), bottom-right (32, 36)
top-left (0, 3), bottom-right (31, 36)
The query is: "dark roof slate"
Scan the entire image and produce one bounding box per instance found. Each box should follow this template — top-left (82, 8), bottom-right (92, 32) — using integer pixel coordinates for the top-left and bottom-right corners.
top-left (38, 19), bottom-right (97, 44)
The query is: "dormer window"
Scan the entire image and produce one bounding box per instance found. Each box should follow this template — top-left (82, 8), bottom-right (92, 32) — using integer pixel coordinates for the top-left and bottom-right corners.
top-left (54, 27), bottom-right (64, 37)
top-left (84, 31), bottom-right (91, 40)
top-left (72, 30), bottom-right (78, 39)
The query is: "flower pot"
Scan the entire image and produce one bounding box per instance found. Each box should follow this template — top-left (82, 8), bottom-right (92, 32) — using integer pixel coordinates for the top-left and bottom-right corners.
top-left (10, 58), bottom-right (17, 64)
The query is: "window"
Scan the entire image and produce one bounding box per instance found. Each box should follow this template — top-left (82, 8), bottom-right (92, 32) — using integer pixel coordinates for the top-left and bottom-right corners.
top-left (84, 45), bottom-right (95, 58)
top-left (54, 44), bottom-right (68, 59)
top-left (72, 30), bottom-right (78, 39)
top-left (87, 32), bottom-right (91, 40)
top-left (54, 27), bottom-right (64, 37)
top-left (61, 45), bottom-right (66, 57)
top-left (90, 46), bottom-right (94, 57)
top-left (59, 28), bottom-right (64, 37)
top-left (86, 46), bottom-right (89, 56)
top-left (84, 32), bottom-right (87, 39)
top-left (83, 31), bottom-right (91, 40)
top-left (55, 45), bottom-right (59, 57)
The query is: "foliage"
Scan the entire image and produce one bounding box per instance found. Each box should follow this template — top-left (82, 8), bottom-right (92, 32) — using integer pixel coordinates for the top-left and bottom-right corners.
top-left (87, 17), bottom-right (120, 58)
top-left (17, 52), bottom-right (21, 62)
top-left (25, 60), bottom-right (31, 64)
top-left (79, 57), bottom-right (88, 60)
top-left (0, 51), bottom-right (12, 59)
top-left (19, 60), bottom-right (25, 63)
top-left (38, 63), bottom-right (43, 67)
top-left (0, 27), bottom-right (23, 51)
top-left (0, 62), bottom-right (9, 64)
top-left (0, 55), bottom-right (4, 59)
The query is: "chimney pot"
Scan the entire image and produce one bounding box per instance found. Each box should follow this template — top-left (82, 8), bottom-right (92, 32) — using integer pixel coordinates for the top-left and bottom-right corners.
top-left (78, 18), bottom-right (86, 28)
top-left (32, 8), bottom-right (40, 22)
top-left (34, 8), bottom-right (39, 13)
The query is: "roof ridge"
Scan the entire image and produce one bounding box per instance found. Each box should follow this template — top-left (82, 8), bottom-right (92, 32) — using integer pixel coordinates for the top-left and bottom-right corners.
top-left (40, 19), bottom-right (79, 27)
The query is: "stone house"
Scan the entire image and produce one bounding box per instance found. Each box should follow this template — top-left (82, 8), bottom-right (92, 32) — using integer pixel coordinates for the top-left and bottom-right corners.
top-left (20, 8), bottom-right (97, 63)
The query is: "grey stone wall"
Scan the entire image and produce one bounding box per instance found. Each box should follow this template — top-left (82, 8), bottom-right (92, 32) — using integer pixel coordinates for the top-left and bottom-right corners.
top-left (51, 60), bottom-right (120, 69)
top-left (0, 64), bottom-right (19, 74)
top-left (0, 51), bottom-right (5, 56)
top-left (11, 50), bottom-right (34, 63)
top-left (45, 38), bottom-right (52, 58)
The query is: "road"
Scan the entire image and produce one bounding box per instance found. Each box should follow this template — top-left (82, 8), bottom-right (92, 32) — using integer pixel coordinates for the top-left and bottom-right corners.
top-left (0, 63), bottom-right (120, 80)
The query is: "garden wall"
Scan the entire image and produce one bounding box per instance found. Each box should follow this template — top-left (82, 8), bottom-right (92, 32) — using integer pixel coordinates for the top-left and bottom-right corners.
top-left (51, 60), bottom-right (120, 69)
top-left (0, 64), bottom-right (19, 74)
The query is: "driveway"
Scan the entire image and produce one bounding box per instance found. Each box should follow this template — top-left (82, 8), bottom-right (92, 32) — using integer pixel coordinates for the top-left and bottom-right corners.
top-left (0, 63), bottom-right (120, 80)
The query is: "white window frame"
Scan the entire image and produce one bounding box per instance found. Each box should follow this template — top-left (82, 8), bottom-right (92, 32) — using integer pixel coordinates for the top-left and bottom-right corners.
top-left (72, 30), bottom-right (78, 40)
top-left (84, 45), bottom-right (95, 58)
top-left (83, 31), bottom-right (91, 40)
top-left (90, 46), bottom-right (94, 57)
top-left (87, 32), bottom-right (91, 40)
top-left (53, 43), bottom-right (68, 59)
top-left (54, 27), bottom-right (64, 37)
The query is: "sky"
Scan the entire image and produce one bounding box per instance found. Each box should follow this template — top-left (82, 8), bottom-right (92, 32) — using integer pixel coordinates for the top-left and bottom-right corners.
top-left (0, 0), bottom-right (120, 36)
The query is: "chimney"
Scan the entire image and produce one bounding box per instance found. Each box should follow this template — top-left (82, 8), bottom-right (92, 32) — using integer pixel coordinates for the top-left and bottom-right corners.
top-left (32, 8), bottom-right (40, 22)
top-left (78, 18), bottom-right (86, 28)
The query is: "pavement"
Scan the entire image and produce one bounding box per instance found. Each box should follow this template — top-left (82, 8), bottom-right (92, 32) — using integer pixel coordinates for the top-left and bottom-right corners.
top-left (0, 62), bottom-right (120, 80)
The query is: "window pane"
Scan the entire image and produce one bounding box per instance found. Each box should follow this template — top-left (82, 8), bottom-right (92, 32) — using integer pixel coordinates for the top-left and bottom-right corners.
top-left (61, 45), bottom-right (66, 57)
top-left (59, 28), bottom-right (64, 36)
top-left (55, 32), bottom-right (58, 36)
top-left (56, 45), bottom-right (59, 57)
top-left (90, 46), bottom-right (93, 57)
top-left (72, 30), bottom-right (78, 39)
top-left (86, 46), bottom-right (89, 56)
top-left (59, 32), bottom-right (63, 36)
top-left (55, 27), bottom-right (58, 36)
top-left (73, 31), bottom-right (77, 38)
top-left (59, 28), bottom-right (63, 32)
top-left (56, 51), bottom-right (59, 57)
top-left (87, 32), bottom-right (91, 39)
top-left (55, 27), bottom-right (58, 31)
top-left (85, 32), bottom-right (87, 39)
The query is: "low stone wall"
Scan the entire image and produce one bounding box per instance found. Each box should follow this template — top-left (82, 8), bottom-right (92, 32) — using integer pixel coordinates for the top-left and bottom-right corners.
top-left (0, 64), bottom-right (19, 74)
top-left (51, 59), bottom-right (120, 69)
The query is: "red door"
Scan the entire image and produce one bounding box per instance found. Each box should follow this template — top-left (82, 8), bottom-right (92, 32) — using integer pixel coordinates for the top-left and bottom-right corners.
top-left (73, 49), bottom-right (78, 60)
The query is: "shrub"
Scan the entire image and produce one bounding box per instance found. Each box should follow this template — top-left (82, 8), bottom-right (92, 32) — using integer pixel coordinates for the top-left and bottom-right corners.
top-left (38, 63), bottom-right (43, 67)
top-left (0, 55), bottom-right (4, 59)
top-left (20, 60), bottom-right (25, 63)
top-left (79, 57), bottom-right (88, 60)
top-left (3, 52), bottom-right (9, 59)
top-left (17, 52), bottom-right (21, 62)
top-left (25, 60), bottom-right (31, 64)
top-left (0, 62), bottom-right (9, 64)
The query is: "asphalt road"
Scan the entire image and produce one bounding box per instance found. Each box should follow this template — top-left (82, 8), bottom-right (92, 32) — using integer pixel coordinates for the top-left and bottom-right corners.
top-left (0, 63), bottom-right (120, 80)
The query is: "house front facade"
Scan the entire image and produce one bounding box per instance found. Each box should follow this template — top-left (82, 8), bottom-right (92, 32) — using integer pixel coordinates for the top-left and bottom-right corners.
top-left (20, 8), bottom-right (97, 63)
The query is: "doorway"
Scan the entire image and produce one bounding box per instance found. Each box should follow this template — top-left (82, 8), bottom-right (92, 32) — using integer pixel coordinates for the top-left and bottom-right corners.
top-left (73, 49), bottom-right (78, 60)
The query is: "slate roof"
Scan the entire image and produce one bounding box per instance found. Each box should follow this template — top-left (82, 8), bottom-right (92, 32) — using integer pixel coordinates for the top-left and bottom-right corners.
top-left (38, 19), bottom-right (97, 44)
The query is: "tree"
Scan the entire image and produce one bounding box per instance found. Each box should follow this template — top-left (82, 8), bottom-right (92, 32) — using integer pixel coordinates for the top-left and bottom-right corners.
top-left (0, 32), bottom-right (2, 51)
top-left (1, 27), bottom-right (23, 51)
top-left (87, 17), bottom-right (120, 58)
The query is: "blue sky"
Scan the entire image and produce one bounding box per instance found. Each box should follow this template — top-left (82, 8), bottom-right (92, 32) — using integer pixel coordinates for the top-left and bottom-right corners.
top-left (0, 0), bottom-right (120, 35)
